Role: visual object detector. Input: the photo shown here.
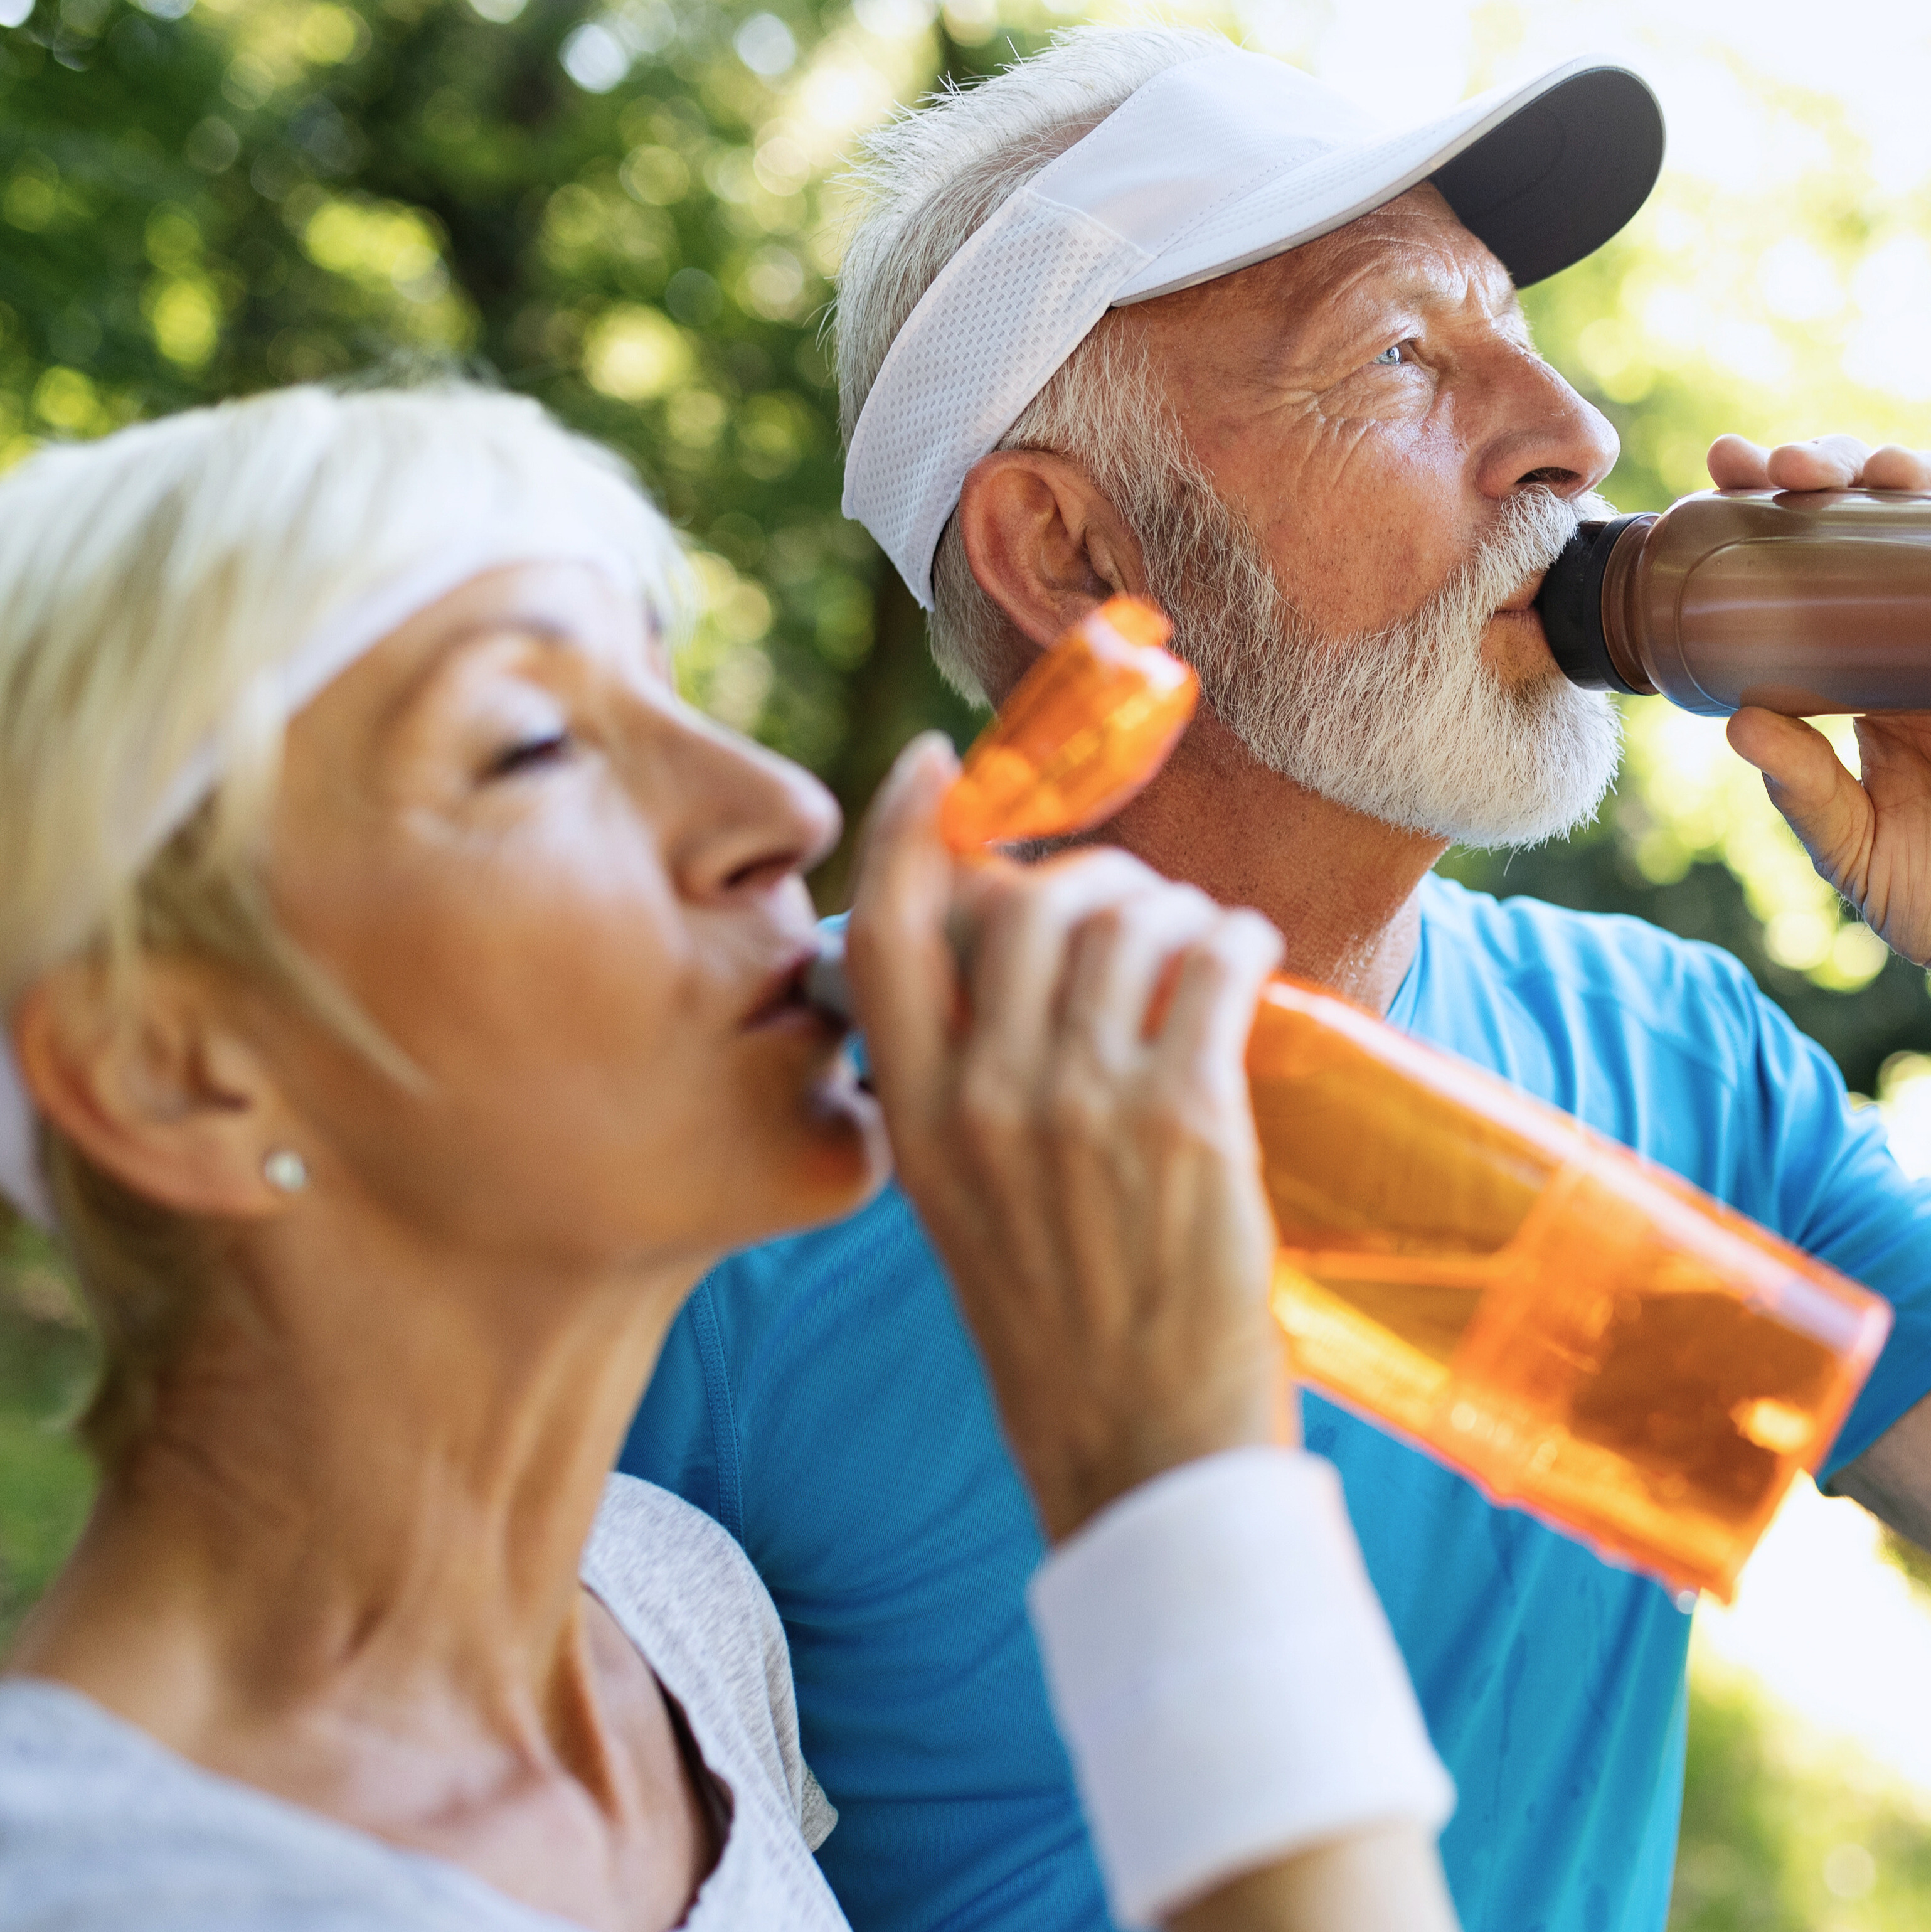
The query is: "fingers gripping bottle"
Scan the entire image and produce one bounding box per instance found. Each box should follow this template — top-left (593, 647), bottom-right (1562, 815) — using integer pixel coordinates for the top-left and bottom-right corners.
top-left (806, 595), bottom-right (1200, 1010)
top-left (829, 594), bottom-right (1892, 1603)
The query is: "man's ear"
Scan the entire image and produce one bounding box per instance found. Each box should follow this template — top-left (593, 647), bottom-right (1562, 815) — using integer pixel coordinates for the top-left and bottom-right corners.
top-left (956, 450), bottom-right (1151, 670)
top-left (13, 959), bottom-right (295, 1220)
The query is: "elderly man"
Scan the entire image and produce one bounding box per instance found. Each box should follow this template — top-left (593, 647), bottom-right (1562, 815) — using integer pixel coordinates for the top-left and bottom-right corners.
top-left (625, 26), bottom-right (1931, 1932)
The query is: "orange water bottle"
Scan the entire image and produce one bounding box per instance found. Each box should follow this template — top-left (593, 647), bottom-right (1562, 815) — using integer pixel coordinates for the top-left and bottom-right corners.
top-left (1249, 981), bottom-right (1888, 1601)
top-left (832, 594), bottom-right (1893, 1602)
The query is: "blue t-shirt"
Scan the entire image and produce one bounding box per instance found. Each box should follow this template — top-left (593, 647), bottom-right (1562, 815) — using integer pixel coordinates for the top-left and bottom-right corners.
top-left (622, 877), bottom-right (1931, 1932)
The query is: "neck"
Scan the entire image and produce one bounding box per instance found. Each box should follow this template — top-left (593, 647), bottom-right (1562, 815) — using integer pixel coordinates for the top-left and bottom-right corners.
top-left (12, 1208), bottom-right (702, 1766)
top-left (1098, 707), bottom-right (1445, 1015)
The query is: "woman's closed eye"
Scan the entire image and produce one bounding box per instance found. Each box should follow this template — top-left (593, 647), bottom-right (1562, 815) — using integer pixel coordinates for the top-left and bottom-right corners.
top-left (486, 730), bottom-right (575, 781)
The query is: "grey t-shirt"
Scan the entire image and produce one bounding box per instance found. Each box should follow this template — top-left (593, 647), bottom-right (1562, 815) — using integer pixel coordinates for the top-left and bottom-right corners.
top-left (0, 1475), bottom-right (848, 1930)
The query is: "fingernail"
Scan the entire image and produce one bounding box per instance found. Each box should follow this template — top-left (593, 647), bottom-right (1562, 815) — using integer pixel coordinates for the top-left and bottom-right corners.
top-left (890, 733), bottom-right (942, 778)
top-left (914, 732), bottom-right (960, 776)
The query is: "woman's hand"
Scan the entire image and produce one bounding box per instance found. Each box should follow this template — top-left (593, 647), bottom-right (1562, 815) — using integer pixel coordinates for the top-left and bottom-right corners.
top-left (846, 735), bottom-right (1289, 1542)
top-left (1708, 433), bottom-right (1931, 965)
top-left (850, 742), bottom-right (1459, 1932)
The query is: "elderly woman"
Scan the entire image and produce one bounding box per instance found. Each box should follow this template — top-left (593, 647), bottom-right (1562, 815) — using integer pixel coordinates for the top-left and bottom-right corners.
top-left (0, 385), bottom-right (1452, 1931)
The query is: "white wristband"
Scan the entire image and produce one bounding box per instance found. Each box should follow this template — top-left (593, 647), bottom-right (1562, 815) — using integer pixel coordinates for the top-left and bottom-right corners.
top-left (1026, 1446), bottom-right (1455, 1929)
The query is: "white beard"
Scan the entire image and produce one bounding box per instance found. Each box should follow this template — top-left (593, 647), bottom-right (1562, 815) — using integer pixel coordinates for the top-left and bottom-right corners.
top-left (1139, 478), bottom-right (1623, 850)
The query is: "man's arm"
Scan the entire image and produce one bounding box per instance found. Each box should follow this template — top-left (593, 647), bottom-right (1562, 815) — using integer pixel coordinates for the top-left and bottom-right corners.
top-left (1829, 1388), bottom-right (1931, 1550)
top-left (1171, 1828), bottom-right (1457, 1932)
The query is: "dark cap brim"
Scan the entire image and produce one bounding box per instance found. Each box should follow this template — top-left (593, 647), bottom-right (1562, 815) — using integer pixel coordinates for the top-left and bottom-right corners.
top-left (1432, 66), bottom-right (1665, 287)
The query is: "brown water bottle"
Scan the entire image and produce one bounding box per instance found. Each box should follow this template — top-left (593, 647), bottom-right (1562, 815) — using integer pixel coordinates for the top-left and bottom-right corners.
top-left (1537, 488), bottom-right (1931, 714)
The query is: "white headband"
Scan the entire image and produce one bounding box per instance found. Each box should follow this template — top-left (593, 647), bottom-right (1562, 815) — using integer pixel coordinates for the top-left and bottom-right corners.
top-left (0, 528), bottom-right (639, 1230)
top-left (843, 49), bottom-right (1662, 607)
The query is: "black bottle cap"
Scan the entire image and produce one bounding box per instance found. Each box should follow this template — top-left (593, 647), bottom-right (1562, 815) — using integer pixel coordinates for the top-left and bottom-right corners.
top-left (1536, 513), bottom-right (1654, 693)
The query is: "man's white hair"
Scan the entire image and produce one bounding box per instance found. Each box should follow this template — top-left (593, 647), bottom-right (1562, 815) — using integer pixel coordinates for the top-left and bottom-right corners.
top-left (838, 24), bottom-right (1227, 704)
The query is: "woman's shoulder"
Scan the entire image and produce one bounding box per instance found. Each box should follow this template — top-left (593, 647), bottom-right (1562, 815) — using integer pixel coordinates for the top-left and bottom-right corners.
top-left (584, 1473), bottom-right (804, 1701)
top-left (585, 1471), bottom-right (766, 1608)
top-left (583, 1475), bottom-right (793, 1710)
top-left (583, 1475), bottom-right (838, 1857)
top-left (0, 1678), bottom-right (560, 1932)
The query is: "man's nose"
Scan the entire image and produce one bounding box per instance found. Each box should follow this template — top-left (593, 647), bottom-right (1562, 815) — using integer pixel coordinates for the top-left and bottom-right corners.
top-left (1474, 348), bottom-right (1620, 502)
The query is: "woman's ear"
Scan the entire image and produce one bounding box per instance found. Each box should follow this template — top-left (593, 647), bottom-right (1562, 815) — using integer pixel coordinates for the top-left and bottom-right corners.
top-left (13, 959), bottom-right (294, 1220)
top-left (955, 451), bottom-right (1151, 680)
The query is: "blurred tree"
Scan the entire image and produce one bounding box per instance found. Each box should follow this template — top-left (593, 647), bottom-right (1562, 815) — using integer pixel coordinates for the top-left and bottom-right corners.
top-left (0, 1226), bottom-right (92, 1647)
top-left (0, 0), bottom-right (994, 882)
top-left (1672, 1668), bottom-right (1931, 1932)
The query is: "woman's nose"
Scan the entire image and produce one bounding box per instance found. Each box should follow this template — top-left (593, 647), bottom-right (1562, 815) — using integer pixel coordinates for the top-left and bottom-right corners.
top-left (651, 698), bottom-right (843, 899)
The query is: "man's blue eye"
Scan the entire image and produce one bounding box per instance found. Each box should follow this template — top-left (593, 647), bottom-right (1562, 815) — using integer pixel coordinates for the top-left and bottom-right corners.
top-left (1375, 344), bottom-right (1404, 365)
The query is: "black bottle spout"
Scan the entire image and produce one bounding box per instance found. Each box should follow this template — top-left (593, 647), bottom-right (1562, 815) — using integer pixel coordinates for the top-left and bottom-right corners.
top-left (1535, 513), bottom-right (1655, 693)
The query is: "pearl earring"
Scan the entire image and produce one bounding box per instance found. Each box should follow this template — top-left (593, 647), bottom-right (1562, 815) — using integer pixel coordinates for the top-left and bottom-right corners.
top-left (263, 1148), bottom-right (309, 1195)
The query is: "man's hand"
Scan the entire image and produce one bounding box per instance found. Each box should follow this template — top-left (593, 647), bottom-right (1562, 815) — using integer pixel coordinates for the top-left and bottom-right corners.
top-left (1708, 434), bottom-right (1931, 964)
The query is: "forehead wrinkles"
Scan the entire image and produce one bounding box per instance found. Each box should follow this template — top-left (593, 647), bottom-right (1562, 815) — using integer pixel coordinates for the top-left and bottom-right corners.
top-left (1301, 184), bottom-right (1515, 304)
top-left (1139, 193), bottom-right (1519, 390)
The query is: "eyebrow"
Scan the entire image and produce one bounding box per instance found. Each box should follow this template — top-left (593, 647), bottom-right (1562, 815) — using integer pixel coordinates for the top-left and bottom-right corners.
top-left (434, 610), bottom-right (580, 656)
top-left (1300, 262), bottom-right (1521, 364)
top-left (376, 609), bottom-right (587, 740)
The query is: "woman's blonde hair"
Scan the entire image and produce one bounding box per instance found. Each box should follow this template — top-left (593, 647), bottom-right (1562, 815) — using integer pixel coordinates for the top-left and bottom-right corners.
top-left (0, 383), bottom-right (689, 1464)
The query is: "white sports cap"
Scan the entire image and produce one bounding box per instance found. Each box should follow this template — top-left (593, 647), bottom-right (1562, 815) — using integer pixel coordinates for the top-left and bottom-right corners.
top-left (844, 48), bottom-right (1664, 609)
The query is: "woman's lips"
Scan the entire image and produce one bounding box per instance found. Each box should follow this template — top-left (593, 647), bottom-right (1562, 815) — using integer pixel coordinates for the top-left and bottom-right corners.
top-left (741, 947), bottom-right (841, 1033)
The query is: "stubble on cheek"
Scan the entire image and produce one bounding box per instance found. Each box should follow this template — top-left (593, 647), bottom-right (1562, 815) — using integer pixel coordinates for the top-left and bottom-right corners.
top-left (1261, 479), bottom-right (1470, 647)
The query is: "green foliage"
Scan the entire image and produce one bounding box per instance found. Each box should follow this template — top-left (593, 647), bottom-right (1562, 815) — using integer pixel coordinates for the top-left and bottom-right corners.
top-left (0, 1217), bottom-right (96, 1648)
top-left (1673, 1670), bottom-right (1931, 1931)
top-left (0, 0), bottom-right (986, 873)
top-left (1880, 1524), bottom-right (1931, 1600)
